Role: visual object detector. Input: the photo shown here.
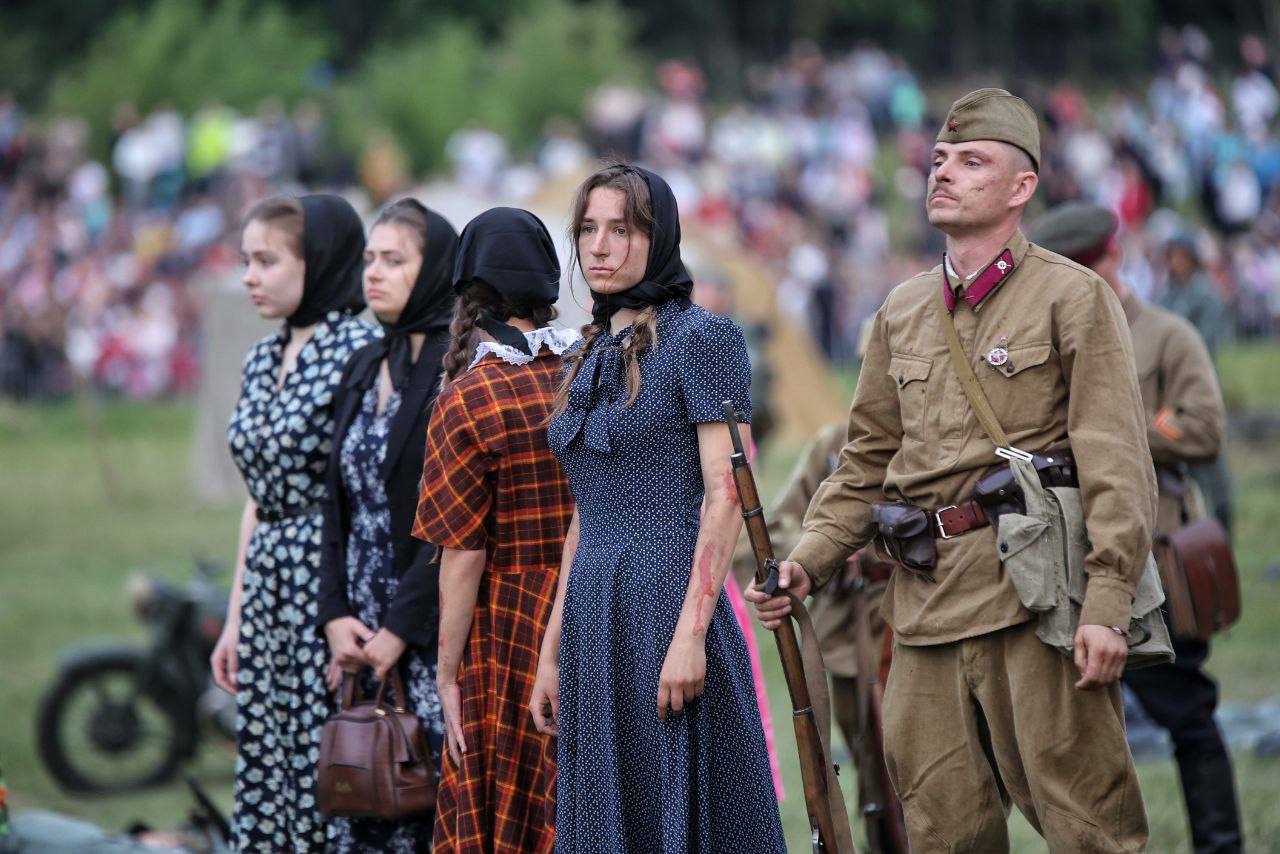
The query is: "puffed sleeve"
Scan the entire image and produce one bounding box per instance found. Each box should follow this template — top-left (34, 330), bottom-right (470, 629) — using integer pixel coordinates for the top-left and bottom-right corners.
top-left (411, 381), bottom-right (496, 551)
top-left (677, 312), bottom-right (753, 424)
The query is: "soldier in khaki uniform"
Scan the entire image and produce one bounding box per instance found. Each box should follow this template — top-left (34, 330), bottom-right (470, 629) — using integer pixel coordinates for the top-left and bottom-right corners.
top-left (1030, 202), bottom-right (1243, 854)
top-left (748, 89), bottom-right (1156, 852)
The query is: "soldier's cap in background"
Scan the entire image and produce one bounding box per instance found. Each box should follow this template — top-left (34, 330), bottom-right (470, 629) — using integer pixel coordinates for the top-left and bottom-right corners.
top-left (1027, 201), bottom-right (1118, 267)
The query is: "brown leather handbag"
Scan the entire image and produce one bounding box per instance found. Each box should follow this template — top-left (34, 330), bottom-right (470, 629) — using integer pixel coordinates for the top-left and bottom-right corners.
top-left (317, 669), bottom-right (437, 819)
top-left (1156, 515), bottom-right (1242, 641)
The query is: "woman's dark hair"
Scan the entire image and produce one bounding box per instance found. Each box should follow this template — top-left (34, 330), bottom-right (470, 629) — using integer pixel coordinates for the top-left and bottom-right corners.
top-left (552, 163), bottom-right (657, 416)
top-left (443, 281), bottom-right (558, 383)
top-left (242, 195), bottom-right (304, 258)
top-left (370, 198), bottom-right (430, 253)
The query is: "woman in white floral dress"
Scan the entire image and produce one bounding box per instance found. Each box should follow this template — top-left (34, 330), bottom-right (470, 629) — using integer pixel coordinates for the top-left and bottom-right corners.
top-left (213, 194), bottom-right (376, 852)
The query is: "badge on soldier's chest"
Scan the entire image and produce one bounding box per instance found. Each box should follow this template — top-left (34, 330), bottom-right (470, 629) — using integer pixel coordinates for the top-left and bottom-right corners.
top-left (985, 335), bottom-right (1013, 372)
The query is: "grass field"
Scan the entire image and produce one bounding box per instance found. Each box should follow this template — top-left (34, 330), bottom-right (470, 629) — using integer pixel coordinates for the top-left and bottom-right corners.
top-left (2, 342), bottom-right (1279, 851)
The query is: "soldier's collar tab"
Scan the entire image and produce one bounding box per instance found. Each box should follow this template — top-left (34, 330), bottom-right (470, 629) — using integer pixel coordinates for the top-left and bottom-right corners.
top-left (943, 248), bottom-right (1015, 312)
top-left (942, 230), bottom-right (1029, 312)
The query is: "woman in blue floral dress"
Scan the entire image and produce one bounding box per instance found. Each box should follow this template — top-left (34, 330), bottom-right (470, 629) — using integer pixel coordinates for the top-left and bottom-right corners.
top-left (215, 194), bottom-right (377, 852)
top-left (532, 165), bottom-right (785, 853)
top-left (316, 199), bottom-right (460, 852)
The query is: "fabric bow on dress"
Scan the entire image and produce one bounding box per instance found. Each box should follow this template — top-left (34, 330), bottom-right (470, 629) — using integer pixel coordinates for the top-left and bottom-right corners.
top-left (558, 335), bottom-right (632, 455)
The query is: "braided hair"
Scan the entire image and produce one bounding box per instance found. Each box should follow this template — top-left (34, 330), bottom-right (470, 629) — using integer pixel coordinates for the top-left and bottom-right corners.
top-left (442, 281), bottom-right (558, 384)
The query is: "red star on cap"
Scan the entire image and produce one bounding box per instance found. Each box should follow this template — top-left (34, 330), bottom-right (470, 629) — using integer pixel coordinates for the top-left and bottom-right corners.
top-left (948, 118), bottom-right (959, 131)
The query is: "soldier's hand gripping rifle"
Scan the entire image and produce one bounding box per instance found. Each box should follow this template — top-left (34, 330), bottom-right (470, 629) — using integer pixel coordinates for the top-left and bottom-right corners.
top-left (722, 401), bottom-right (856, 854)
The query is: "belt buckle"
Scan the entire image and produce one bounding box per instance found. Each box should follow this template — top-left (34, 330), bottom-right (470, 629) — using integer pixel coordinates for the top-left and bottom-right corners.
top-left (935, 505), bottom-right (957, 540)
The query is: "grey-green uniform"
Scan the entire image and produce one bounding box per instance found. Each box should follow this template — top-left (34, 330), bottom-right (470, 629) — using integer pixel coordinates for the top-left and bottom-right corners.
top-left (788, 90), bottom-right (1154, 852)
top-left (1030, 203), bottom-right (1244, 854)
top-left (1159, 235), bottom-right (1236, 534)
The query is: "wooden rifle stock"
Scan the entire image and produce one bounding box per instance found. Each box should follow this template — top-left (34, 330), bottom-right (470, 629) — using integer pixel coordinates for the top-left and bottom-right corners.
top-left (721, 402), bottom-right (856, 854)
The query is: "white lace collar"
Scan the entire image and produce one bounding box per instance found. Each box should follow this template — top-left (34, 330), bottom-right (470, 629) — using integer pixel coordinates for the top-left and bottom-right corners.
top-left (469, 326), bottom-right (582, 369)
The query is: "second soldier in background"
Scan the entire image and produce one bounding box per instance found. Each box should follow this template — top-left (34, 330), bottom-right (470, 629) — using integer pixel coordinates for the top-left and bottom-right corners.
top-left (1030, 202), bottom-right (1243, 854)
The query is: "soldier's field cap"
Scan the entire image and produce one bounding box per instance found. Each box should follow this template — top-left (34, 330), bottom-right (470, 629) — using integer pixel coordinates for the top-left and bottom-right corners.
top-left (1027, 201), bottom-right (1118, 266)
top-left (937, 88), bottom-right (1041, 172)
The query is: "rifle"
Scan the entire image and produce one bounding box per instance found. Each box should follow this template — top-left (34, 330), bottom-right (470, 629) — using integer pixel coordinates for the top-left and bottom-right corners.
top-left (722, 401), bottom-right (857, 854)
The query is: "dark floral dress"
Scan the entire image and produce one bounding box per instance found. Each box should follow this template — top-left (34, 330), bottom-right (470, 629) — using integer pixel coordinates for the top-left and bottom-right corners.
top-left (226, 310), bottom-right (376, 852)
top-left (547, 302), bottom-right (786, 853)
top-left (330, 382), bottom-right (445, 854)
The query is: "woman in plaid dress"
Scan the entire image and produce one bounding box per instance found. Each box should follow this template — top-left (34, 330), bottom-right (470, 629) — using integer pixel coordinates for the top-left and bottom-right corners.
top-left (413, 208), bottom-right (578, 853)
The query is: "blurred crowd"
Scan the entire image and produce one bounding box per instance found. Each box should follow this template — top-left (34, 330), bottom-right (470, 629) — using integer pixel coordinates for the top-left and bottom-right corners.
top-left (0, 97), bottom-right (347, 399)
top-left (571, 30), bottom-right (1280, 362)
top-left (3, 24), bottom-right (1280, 400)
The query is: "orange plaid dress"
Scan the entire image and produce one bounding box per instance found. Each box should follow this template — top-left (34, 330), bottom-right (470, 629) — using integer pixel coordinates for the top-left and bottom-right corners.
top-left (413, 348), bottom-right (573, 853)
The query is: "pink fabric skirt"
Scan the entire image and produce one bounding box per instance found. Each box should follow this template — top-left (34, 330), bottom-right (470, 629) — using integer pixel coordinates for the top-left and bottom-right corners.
top-left (726, 574), bottom-right (785, 801)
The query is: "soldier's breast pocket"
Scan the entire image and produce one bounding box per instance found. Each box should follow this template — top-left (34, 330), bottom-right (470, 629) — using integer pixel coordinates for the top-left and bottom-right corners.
top-left (980, 341), bottom-right (1063, 432)
top-left (888, 352), bottom-right (933, 438)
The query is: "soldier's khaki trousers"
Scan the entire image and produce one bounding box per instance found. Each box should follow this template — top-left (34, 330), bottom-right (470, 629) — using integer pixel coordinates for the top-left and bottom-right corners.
top-left (882, 620), bottom-right (1148, 853)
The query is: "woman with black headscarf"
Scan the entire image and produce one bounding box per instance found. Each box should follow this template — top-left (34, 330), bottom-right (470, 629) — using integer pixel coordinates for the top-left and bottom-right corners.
top-left (534, 165), bottom-right (786, 851)
top-left (412, 207), bottom-right (578, 853)
top-left (314, 198), bottom-right (459, 852)
top-left (216, 193), bottom-right (378, 852)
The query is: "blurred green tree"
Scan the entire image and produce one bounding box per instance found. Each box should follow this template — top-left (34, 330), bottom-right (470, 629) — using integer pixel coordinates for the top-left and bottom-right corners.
top-left (331, 0), bottom-right (641, 174)
top-left (480, 0), bottom-right (641, 147)
top-left (330, 21), bottom-right (489, 175)
top-left (48, 0), bottom-right (326, 158)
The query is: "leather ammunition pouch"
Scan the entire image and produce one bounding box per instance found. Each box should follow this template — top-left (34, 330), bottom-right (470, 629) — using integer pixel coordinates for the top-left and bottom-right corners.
top-left (870, 503), bottom-right (937, 578)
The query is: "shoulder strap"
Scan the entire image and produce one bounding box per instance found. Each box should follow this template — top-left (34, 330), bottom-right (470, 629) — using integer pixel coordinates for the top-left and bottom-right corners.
top-left (942, 310), bottom-right (1018, 454)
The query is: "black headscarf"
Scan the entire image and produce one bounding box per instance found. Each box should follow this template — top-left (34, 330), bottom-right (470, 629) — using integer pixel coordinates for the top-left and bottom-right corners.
top-left (359, 201), bottom-right (460, 390)
top-left (588, 165), bottom-right (694, 327)
top-left (453, 207), bottom-right (561, 355)
top-left (288, 194), bottom-right (368, 328)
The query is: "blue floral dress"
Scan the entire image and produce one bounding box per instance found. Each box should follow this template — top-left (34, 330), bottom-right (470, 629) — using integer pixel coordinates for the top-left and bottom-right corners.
top-left (226, 310), bottom-right (376, 852)
top-left (547, 302), bottom-right (786, 853)
top-left (329, 382), bottom-right (445, 854)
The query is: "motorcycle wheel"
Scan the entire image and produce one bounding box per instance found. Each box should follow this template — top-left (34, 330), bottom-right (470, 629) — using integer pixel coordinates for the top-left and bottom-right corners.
top-left (37, 650), bottom-right (190, 793)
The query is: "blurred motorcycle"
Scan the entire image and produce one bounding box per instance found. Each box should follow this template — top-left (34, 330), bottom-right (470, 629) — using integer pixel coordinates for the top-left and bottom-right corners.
top-left (35, 560), bottom-right (234, 794)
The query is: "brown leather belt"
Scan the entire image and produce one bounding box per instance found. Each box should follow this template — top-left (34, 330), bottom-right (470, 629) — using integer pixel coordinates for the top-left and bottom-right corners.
top-left (932, 499), bottom-right (990, 539)
top-left (930, 448), bottom-right (1077, 540)
top-left (871, 448), bottom-right (1079, 577)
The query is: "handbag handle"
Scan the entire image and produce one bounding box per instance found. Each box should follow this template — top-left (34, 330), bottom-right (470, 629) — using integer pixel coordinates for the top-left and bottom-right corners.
top-left (338, 666), bottom-right (410, 711)
top-left (339, 671), bottom-right (358, 710)
top-left (371, 667), bottom-right (411, 712)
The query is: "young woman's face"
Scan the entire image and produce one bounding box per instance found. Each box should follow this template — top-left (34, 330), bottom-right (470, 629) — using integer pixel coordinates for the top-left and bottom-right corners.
top-left (364, 222), bottom-right (423, 324)
top-left (240, 220), bottom-right (305, 320)
top-left (578, 187), bottom-right (650, 295)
